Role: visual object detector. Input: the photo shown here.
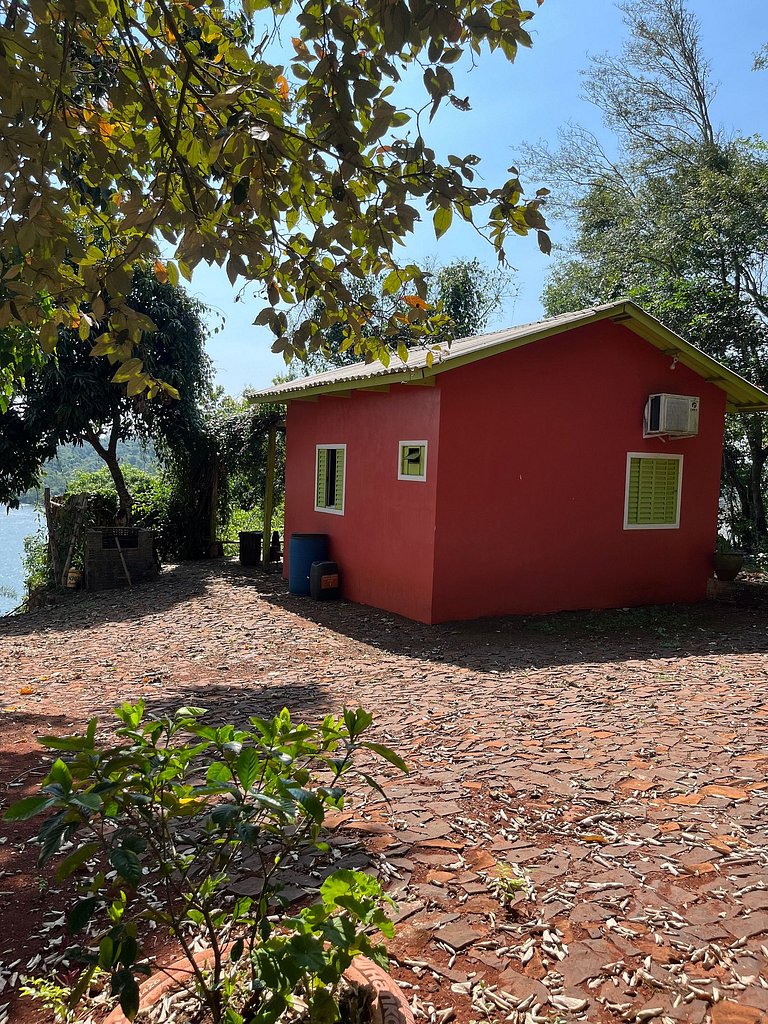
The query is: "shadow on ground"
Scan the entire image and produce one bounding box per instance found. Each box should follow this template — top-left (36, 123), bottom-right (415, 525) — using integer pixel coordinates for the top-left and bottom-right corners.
top-left (248, 561), bottom-right (768, 671)
top-left (4, 557), bottom-right (768, 675)
top-left (139, 678), bottom-right (332, 724)
top-left (0, 560), bottom-right (224, 637)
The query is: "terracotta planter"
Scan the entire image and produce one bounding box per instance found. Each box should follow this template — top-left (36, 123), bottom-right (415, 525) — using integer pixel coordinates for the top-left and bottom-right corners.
top-left (713, 552), bottom-right (744, 582)
top-left (103, 950), bottom-right (413, 1024)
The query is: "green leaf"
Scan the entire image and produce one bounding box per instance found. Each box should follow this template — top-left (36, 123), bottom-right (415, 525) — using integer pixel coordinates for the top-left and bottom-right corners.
top-left (211, 802), bottom-right (240, 827)
top-left (359, 772), bottom-right (388, 803)
top-left (46, 758), bottom-right (72, 792)
top-left (382, 270), bottom-right (403, 295)
top-left (119, 973), bottom-right (140, 1021)
top-left (57, 841), bottom-right (100, 880)
top-left (361, 742), bottom-right (409, 773)
top-left (433, 206), bottom-right (453, 239)
top-left (232, 177), bottom-right (250, 206)
top-left (206, 761), bottom-right (233, 784)
top-left (109, 848), bottom-right (143, 886)
top-left (68, 895), bottom-right (99, 933)
top-left (343, 708), bottom-right (373, 739)
top-left (236, 746), bottom-right (259, 790)
top-left (289, 786), bottom-right (325, 823)
top-left (37, 809), bottom-right (71, 864)
top-left (72, 791), bottom-right (102, 813)
top-left (174, 706), bottom-right (207, 720)
top-left (38, 734), bottom-right (91, 752)
top-left (251, 792), bottom-right (290, 814)
top-left (85, 718), bottom-right (98, 749)
top-left (98, 936), bottom-right (115, 970)
top-left (4, 795), bottom-right (56, 821)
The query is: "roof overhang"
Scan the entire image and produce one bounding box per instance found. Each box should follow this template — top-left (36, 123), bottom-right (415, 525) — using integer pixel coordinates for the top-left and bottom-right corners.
top-left (250, 300), bottom-right (768, 413)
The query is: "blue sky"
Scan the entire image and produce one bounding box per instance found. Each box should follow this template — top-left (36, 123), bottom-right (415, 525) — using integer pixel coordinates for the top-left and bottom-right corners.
top-left (190, 1), bottom-right (768, 395)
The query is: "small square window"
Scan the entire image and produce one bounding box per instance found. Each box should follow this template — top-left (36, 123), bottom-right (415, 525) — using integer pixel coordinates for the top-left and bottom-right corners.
top-left (315, 445), bottom-right (346, 514)
top-left (624, 453), bottom-right (682, 529)
top-left (398, 440), bottom-right (428, 482)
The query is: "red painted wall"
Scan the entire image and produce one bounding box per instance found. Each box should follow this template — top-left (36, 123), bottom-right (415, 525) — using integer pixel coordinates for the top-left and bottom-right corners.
top-left (283, 386), bottom-right (440, 622)
top-left (430, 321), bottom-right (726, 622)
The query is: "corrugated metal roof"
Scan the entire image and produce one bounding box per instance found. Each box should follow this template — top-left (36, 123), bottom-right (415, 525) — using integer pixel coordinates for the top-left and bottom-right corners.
top-left (250, 300), bottom-right (768, 412)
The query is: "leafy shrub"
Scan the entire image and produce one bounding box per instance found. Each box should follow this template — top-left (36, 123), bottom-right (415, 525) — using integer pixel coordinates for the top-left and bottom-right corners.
top-left (223, 501), bottom-right (285, 547)
top-left (21, 527), bottom-right (53, 607)
top-left (743, 550), bottom-right (768, 573)
top-left (63, 466), bottom-right (174, 559)
top-left (66, 466), bottom-right (171, 547)
top-left (7, 703), bottom-right (406, 1024)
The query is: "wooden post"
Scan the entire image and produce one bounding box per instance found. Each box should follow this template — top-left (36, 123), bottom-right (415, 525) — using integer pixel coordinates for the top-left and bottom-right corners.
top-left (262, 425), bottom-right (277, 569)
top-left (43, 487), bottom-right (60, 584)
top-left (60, 495), bottom-right (86, 587)
top-left (113, 535), bottom-right (133, 588)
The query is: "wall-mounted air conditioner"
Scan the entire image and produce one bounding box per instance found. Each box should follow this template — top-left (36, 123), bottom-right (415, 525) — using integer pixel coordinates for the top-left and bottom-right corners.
top-left (643, 393), bottom-right (700, 437)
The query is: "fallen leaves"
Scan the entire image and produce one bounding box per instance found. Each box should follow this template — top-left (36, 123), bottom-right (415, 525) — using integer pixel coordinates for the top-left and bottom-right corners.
top-left (669, 792), bottom-right (705, 805)
top-left (700, 784), bottom-right (749, 801)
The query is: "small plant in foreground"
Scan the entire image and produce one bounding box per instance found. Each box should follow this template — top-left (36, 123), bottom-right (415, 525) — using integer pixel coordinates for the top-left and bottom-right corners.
top-left (6, 702), bottom-right (407, 1023)
top-left (483, 861), bottom-right (531, 907)
top-left (18, 977), bottom-right (77, 1023)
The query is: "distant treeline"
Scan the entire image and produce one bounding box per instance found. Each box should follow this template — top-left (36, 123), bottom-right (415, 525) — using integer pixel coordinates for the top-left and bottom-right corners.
top-left (19, 439), bottom-right (159, 504)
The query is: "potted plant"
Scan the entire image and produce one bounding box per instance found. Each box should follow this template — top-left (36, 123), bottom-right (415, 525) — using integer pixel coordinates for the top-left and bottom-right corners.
top-left (713, 534), bottom-right (745, 581)
top-left (6, 702), bottom-right (411, 1024)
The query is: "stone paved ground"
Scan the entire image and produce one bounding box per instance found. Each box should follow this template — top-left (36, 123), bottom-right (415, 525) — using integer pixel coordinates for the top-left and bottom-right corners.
top-left (2, 560), bottom-right (768, 1024)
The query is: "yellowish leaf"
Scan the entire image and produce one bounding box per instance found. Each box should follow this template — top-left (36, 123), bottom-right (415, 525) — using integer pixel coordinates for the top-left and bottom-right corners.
top-left (112, 357), bottom-right (143, 383)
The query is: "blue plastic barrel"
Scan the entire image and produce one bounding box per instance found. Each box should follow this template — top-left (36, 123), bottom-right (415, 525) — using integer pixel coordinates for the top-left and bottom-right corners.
top-left (288, 533), bottom-right (329, 595)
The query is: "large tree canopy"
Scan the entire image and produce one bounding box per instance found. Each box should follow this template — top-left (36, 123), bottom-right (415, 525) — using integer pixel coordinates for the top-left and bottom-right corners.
top-left (0, 266), bottom-right (211, 510)
top-left (528, 0), bottom-right (768, 549)
top-left (0, 0), bottom-right (549, 403)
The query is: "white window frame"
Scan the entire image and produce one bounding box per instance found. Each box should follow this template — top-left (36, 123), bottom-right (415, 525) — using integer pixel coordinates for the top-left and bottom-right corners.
top-left (623, 452), bottom-right (683, 531)
top-left (397, 440), bottom-right (429, 482)
top-left (314, 443), bottom-right (347, 515)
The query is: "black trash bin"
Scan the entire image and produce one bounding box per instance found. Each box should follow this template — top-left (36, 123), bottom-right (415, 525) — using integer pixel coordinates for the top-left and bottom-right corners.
top-left (310, 560), bottom-right (341, 600)
top-left (239, 531), bottom-right (263, 566)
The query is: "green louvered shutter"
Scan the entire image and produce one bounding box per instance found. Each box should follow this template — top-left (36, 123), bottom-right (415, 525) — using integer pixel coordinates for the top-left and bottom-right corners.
top-left (401, 444), bottom-right (425, 477)
top-left (333, 448), bottom-right (345, 509)
top-left (316, 448), bottom-right (327, 508)
top-left (627, 457), bottom-right (680, 526)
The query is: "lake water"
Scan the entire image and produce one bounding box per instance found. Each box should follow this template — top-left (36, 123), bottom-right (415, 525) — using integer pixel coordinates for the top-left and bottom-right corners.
top-left (0, 505), bottom-right (44, 615)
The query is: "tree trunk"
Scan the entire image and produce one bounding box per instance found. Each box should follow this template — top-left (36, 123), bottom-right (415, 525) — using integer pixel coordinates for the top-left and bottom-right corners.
top-left (722, 442), bottom-right (752, 548)
top-left (83, 416), bottom-right (133, 523)
top-left (722, 422), bottom-right (768, 552)
top-left (102, 448), bottom-right (133, 523)
top-left (746, 416), bottom-right (768, 549)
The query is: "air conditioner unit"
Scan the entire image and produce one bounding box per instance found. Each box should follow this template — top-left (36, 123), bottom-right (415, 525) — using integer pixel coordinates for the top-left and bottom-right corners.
top-left (643, 393), bottom-right (700, 437)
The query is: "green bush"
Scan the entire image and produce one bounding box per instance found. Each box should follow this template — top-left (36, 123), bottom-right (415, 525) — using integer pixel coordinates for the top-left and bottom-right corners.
top-left (222, 500), bottom-right (285, 546)
top-left (65, 467), bottom-right (173, 558)
top-left (7, 703), bottom-right (406, 1024)
top-left (22, 528), bottom-right (52, 607)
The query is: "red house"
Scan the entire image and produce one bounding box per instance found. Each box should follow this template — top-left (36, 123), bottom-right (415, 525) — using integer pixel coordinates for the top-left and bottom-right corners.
top-left (253, 301), bottom-right (768, 624)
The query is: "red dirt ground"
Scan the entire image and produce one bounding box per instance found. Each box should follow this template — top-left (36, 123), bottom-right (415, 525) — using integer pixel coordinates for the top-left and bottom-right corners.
top-left (3, 560), bottom-right (768, 1024)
